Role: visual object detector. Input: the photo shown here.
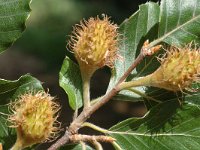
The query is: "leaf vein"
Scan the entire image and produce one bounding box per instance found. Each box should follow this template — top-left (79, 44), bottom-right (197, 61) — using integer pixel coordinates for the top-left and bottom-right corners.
top-left (109, 131), bottom-right (200, 138)
top-left (0, 0), bottom-right (19, 6)
top-left (192, 0), bottom-right (198, 17)
top-left (0, 29), bottom-right (21, 34)
top-left (181, 28), bottom-right (199, 38)
top-left (168, 136), bottom-right (190, 150)
top-left (177, 0), bottom-right (181, 27)
top-left (0, 12), bottom-right (28, 18)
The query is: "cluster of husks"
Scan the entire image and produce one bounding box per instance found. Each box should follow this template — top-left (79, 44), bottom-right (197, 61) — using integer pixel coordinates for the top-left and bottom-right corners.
top-left (147, 46), bottom-right (200, 91)
top-left (69, 15), bottom-right (118, 76)
top-left (9, 91), bottom-right (60, 149)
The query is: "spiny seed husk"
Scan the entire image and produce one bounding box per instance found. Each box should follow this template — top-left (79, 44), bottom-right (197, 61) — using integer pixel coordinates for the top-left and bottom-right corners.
top-left (150, 45), bottom-right (200, 91)
top-left (8, 91), bottom-right (60, 148)
top-left (69, 15), bottom-right (118, 73)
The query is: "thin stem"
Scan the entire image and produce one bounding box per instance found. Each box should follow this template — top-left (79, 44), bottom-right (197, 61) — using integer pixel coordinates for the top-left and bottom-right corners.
top-left (82, 74), bottom-right (91, 109)
top-left (48, 42), bottom-right (157, 150)
top-left (10, 140), bottom-right (23, 150)
top-left (80, 141), bottom-right (86, 150)
top-left (111, 141), bottom-right (123, 150)
top-left (90, 96), bottom-right (103, 105)
top-left (73, 109), bottom-right (78, 121)
top-left (82, 122), bottom-right (108, 134)
top-left (69, 52), bottom-right (145, 133)
top-left (70, 134), bottom-right (115, 143)
top-left (92, 141), bottom-right (103, 150)
top-left (47, 130), bottom-right (70, 150)
top-left (118, 75), bottom-right (152, 90)
top-left (127, 88), bottom-right (162, 103)
top-left (69, 85), bottom-right (119, 134)
top-left (10, 130), bottom-right (25, 150)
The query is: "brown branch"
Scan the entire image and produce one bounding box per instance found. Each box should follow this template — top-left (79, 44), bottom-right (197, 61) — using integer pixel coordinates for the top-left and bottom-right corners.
top-left (70, 134), bottom-right (115, 143)
top-left (48, 40), bottom-right (160, 150)
top-left (68, 52), bottom-right (145, 134)
top-left (48, 130), bottom-right (70, 150)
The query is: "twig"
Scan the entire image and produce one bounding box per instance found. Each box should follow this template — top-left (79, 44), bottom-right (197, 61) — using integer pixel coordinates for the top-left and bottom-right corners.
top-left (48, 51), bottom-right (145, 150)
top-left (92, 141), bottom-right (103, 150)
top-left (82, 73), bottom-right (91, 109)
top-left (111, 141), bottom-right (123, 150)
top-left (48, 40), bottom-right (161, 150)
top-left (73, 109), bottom-right (78, 121)
top-left (90, 96), bottom-right (103, 105)
top-left (68, 51), bottom-right (145, 133)
top-left (82, 122), bottom-right (108, 134)
top-left (47, 130), bottom-right (70, 150)
top-left (80, 141), bottom-right (86, 150)
top-left (70, 134), bottom-right (115, 143)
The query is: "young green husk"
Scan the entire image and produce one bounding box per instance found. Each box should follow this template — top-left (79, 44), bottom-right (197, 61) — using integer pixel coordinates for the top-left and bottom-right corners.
top-left (9, 91), bottom-right (60, 150)
top-left (69, 15), bottom-right (119, 108)
top-left (120, 45), bottom-right (200, 92)
top-left (150, 46), bottom-right (200, 91)
top-left (69, 14), bottom-right (119, 76)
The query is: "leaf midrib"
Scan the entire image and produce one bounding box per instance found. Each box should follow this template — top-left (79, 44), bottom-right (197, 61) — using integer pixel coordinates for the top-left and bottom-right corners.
top-left (109, 131), bottom-right (200, 138)
top-left (149, 14), bottom-right (200, 48)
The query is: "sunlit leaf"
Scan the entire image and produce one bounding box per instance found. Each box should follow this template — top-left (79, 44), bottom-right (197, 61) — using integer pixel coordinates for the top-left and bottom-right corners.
top-left (108, 2), bottom-right (160, 101)
top-left (108, 0), bottom-right (200, 103)
top-left (109, 102), bottom-right (200, 150)
top-left (59, 56), bottom-right (83, 110)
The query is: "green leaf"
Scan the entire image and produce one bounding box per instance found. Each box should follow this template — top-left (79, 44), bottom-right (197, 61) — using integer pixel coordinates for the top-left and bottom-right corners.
top-left (59, 143), bottom-right (94, 150)
top-left (108, 101), bottom-right (200, 150)
top-left (0, 74), bottom-right (43, 104)
top-left (0, 74), bottom-right (43, 150)
top-left (142, 84), bottom-right (200, 110)
top-left (59, 56), bottom-right (83, 110)
top-left (109, 2), bottom-right (160, 88)
top-left (108, 0), bottom-right (200, 102)
top-left (158, 0), bottom-right (200, 47)
top-left (0, 0), bottom-right (32, 53)
top-left (112, 87), bottom-right (145, 102)
top-left (137, 0), bottom-right (200, 77)
top-left (107, 2), bottom-right (160, 101)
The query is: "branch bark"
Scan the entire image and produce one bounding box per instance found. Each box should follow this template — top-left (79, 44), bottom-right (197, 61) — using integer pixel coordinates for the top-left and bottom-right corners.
top-left (48, 40), bottom-right (159, 150)
top-left (68, 52), bottom-right (145, 134)
top-left (70, 134), bottom-right (115, 143)
top-left (48, 130), bottom-right (70, 150)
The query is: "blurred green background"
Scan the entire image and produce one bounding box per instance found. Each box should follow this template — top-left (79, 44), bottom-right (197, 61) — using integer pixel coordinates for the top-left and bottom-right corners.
top-left (0, 0), bottom-right (159, 149)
